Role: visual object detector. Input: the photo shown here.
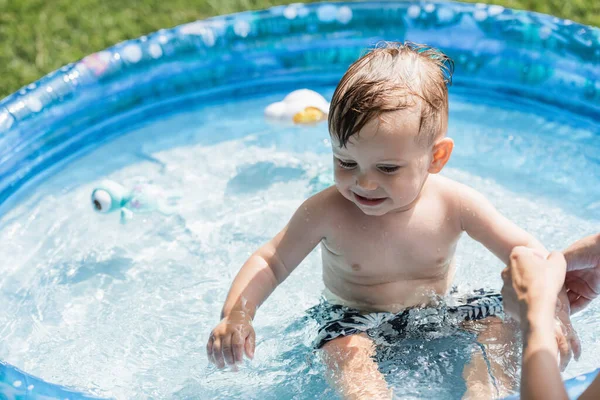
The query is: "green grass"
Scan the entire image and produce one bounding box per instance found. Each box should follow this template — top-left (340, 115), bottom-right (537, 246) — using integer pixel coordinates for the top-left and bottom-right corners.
top-left (0, 0), bottom-right (598, 99)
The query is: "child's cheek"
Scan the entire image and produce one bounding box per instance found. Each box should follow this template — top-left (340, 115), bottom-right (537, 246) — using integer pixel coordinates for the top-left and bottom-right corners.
top-left (394, 174), bottom-right (421, 197)
top-left (334, 167), bottom-right (352, 181)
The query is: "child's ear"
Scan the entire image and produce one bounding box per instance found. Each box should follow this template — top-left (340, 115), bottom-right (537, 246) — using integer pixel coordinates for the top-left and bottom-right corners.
top-left (428, 137), bottom-right (454, 174)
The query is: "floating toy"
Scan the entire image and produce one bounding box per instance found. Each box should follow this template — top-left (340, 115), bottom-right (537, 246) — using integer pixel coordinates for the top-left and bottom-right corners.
top-left (91, 180), bottom-right (172, 223)
top-left (264, 89), bottom-right (329, 125)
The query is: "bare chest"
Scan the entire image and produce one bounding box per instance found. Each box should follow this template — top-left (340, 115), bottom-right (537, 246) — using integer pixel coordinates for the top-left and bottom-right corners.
top-left (322, 208), bottom-right (460, 280)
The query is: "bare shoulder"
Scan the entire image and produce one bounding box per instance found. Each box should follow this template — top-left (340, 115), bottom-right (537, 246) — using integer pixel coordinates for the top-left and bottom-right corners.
top-left (434, 176), bottom-right (509, 235)
top-left (423, 175), bottom-right (483, 231)
top-left (425, 175), bottom-right (465, 205)
top-left (304, 185), bottom-right (345, 209)
top-left (430, 175), bottom-right (486, 206)
top-left (298, 186), bottom-right (346, 227)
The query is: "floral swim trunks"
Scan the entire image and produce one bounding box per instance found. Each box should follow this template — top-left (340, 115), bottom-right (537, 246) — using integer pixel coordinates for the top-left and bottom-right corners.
top-left (307, 289), bottom-right (503, 349)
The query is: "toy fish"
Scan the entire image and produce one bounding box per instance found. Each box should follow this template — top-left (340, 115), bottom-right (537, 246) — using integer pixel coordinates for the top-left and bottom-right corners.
top-left (91, 180), bottom-right (171, 223)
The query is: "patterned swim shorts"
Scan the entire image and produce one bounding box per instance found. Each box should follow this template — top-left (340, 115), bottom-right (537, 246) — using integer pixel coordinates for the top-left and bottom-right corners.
top-left (308, 289), bottom-right (503, 349)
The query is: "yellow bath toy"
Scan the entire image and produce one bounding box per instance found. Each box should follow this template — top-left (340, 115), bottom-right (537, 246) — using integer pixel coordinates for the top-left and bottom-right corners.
top-left (264, 89), bottom-right (329, 125)
top-left (292, 106), bottom-right (327, 124)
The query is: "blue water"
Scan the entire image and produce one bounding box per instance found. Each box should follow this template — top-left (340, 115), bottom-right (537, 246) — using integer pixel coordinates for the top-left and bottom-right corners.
top-left (0, 88), bottom-right (598, 399)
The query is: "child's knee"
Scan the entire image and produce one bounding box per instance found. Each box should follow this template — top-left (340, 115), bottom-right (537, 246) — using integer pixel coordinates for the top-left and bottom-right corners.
top-left (320, 333), bottom-right (376, 368)
top-left (322, 333), bottom-right (374, 352)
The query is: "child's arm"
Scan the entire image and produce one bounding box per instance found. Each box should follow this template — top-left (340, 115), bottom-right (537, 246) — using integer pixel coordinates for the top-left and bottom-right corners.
top-left (207, 190), bottom-right (330, 369)
top-left (458, 184), bottom-right (581, 365)
top-left (457, 185), bottom-right (547, 262)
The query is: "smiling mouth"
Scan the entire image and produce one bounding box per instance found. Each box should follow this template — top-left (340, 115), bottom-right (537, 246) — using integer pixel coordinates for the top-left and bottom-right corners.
top-left (353, 192), bottom-right (387, 206)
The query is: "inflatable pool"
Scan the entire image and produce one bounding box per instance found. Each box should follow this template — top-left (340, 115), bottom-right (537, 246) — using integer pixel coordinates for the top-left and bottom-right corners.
top-left (0, 1), bottom-right (598, 398)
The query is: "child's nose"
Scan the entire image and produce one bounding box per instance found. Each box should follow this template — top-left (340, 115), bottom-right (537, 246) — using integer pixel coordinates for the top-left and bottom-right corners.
top-left (356, 172), bottom-right (378, 191)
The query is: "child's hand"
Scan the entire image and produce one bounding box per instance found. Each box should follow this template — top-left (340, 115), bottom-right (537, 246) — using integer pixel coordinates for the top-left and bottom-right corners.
top-left (554, 289), bottom-right (581, 371)
top-left (206, 311), bottom-right (255, 369)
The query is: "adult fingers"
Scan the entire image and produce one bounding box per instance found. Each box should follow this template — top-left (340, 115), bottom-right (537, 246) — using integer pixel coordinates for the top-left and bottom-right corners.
top-left (567, 290), bottom-right (579, 306)
top-left (572, 297), bottom-right (592, 315)
top-left (232, 331), bottom-right (245, 365)
top-left (569, 294), bottom-right (592, 314)
top-left (565, 275), bottom-right (598, 308)
top-left (221, 334), bottom-right (235, 366)
top-left (245, 329), bottom-right (256, 359)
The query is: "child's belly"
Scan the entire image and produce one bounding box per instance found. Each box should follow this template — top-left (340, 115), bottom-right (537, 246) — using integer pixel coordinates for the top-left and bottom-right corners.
top-left (321, 251), bottom-right (456, 313)
top-left (322, 274), bottom-right (453, 313)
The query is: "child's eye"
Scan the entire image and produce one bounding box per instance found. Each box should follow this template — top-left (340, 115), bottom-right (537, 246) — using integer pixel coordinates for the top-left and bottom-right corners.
top-left (377, 165), bottom-right (400, 174)
top-left (337, 159), bottom-right (357, 169)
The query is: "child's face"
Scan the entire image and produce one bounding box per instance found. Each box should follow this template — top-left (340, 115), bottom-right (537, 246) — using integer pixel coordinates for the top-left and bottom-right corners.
top-left (331, 108), bottom-right (434, 216)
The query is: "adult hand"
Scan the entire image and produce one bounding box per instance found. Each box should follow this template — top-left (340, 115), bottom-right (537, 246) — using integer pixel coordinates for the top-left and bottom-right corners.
top-left (501, 247), bottom-right (566, 322)
top-left (501, 247), bottom-right (579, 369)
top-left (554, 289), bottom-right (581, 369)
top-left (563, 233), bottom-right (600, 314)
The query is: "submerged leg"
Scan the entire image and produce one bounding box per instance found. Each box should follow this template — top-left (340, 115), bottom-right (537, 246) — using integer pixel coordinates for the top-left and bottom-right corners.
top-left (462, 316), bottom-right (520, 399)
top-left (320, 333), bottom-right (392, 400)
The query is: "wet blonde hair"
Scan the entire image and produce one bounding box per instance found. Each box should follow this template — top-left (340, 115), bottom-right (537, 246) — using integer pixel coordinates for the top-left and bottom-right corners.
top-left (328, 41), bottom-right (454, 147)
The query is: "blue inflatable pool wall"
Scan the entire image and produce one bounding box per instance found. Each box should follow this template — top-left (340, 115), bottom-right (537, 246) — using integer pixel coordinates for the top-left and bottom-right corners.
top-left (0, 1), bottom-right (598, 398)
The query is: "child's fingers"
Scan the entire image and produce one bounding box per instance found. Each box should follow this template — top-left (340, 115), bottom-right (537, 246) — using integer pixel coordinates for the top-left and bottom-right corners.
top-left (500, 266), bottom-right (511, 283)
top-left (558, 342), bottom-right (571, 371)
top-left (500, 284), bottom-right (520, 322)
top-left (245, 329), bottom-right (256, 359)
top-left (569, 329), bottom-right (582, 361)
top-left (555, 324), bottom-right (572, 371)
top-left (206, 335), bottom-right (214, 364)
top-left (211, 338), bottom-right (226, 369)
top-left (232, 331), bottom-right (245, 364)
top-left (221, 334), bottom-right (235, 366)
